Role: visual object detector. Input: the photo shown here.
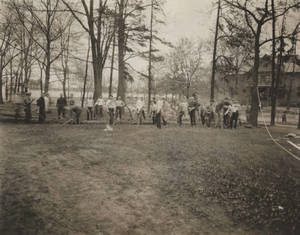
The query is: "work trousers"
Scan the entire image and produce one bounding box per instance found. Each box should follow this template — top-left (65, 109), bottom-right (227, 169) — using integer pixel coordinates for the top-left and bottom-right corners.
top-left (87, 107), bottom-right (93, 120)
top-left (178, 111), bottom-right (184, 126)
top-left (230, 111), bottom-right (239, 129)
top-left (108, 108), bottom-right (115, 125)
top-left (189, 109), bottom-right (196, 126)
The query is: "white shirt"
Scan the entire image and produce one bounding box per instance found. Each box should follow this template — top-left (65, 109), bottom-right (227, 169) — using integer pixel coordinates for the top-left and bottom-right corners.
top-left (156, 100), bottom-right (164, 113)
top-left (178, 101), bottom-right (188, 113)
top-left (116, 100), bottom-right (125, 107)
top-left (231, 104), bottom-right (240, 112)
top-left (136, 100), bottom-right (144, 111)
top-left (106, 99), bottom-right (116, 109)
top-left (150, 103), bottom-right (157, 112)
top-left (86, 98), bottom-right (94, 108)
top-left (95, 98), bottom-right (105, 106)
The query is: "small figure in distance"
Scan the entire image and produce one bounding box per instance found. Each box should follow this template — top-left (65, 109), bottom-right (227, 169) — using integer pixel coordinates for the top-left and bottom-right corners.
top-left (150, 97), bottom-right (157, 125)
top-left (282, 110), bottom-right (287, 124)
top-left (177, 96), bottom-right (188, 126)
top-left (106, 95), bottom-right (116, 126)
top-left (115, 96), bottom-right (125, 124)
top-left (56, 93), bottom-right (67, 119)
top-left (136, 97), bottom-right (145, 125)
top-left (36, 93), bottom-right (46, 123)
top-left (24, 92), bottom-right (34, 122)
top-left (95, 95), bottom-right (105, 119)
top-left (86, 95), bottom-right (94, 120)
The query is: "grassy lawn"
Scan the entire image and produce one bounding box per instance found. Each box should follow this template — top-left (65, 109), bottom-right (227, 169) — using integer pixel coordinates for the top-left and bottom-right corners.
top-left (0, 123), bottom-right (300, 235)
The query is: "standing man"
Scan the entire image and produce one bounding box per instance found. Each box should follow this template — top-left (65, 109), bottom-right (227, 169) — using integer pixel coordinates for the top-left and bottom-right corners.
top-left (95, 95), bottom-right (105, 119)
top-left (115, 96), bottom-right (125, 123)
top-left (200, 104), bottom-right (207, 126)
top-left (86, 95), bottom-right (94, 120)
top-left (188, 96), bottom-right (198, 127)
top-left (36, 94), bottom-right (46, 123)
top-left (215, 101), bottom-right (223, 128)
top-left (106, 95), bottom-right (116, 125)
top-left (150, 97), bottom-right (157, 125)
top-left (161, 98), bottom-right (168, 126)
top-left (56, 94), bottom-right (67, 119)
top-left (69, 93), bottom-right (75, 105)
top-left (136, 97), bottom-right (145, 125)
top-left (230, 102), bottom-right (240, 129)
top-left (24, 92), bottom-right (33, 122)
top-left (177, 96), bottom-right (188, 126)
top-left (155, 98), bottom-right (164, 129)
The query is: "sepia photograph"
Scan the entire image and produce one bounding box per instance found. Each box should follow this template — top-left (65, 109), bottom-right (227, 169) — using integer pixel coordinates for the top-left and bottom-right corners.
top-left (0, 0), bottom-right (300, 234)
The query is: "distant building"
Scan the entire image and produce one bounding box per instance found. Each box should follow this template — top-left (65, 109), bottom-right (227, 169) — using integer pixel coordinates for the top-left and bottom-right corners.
top-left (220, 55), bottom-right (300, 106)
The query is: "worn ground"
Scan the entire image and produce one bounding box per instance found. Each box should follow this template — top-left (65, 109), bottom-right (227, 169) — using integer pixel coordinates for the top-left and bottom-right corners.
top-left (0, 122), bottom-right (300, 235)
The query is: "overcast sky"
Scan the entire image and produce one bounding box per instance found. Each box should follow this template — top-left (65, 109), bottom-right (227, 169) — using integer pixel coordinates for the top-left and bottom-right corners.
top-left (161, 0), bottom-right (215, 45)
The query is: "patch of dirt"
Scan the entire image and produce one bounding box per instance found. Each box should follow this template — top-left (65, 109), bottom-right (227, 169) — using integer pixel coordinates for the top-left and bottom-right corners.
top-left (0, 123), bottom-right (300, 234)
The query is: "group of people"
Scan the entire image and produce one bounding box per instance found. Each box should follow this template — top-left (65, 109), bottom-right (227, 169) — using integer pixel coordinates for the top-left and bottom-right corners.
top-left (66, 94), bottom-right (170, 128)
top-left (173, 94), bottom-right (240, 129)
top-left (15, 91), bottom-right (241, 129)
top-left (14, 92), bottom-right (50, 123)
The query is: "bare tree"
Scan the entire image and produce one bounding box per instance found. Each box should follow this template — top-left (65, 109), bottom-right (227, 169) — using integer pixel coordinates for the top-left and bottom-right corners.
top-left (62, 0), bottom-right (116, 100)
top-left (162, 38), bottom-right (203, 98)
top-left (13, 0), bottom-right (71, 93)
top-left (211, 0), bottom-right (221, 103)
top-left (0, 4), bottom-right (20, 103)
top-left (223, 0), bottom-right (300, 126)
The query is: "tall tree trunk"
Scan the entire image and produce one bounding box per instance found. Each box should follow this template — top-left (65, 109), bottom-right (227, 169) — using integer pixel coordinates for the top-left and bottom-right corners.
top-left (109, 6), bottom-right (117, 97)
top-left (5, 71), bottom-right (9, 101)
top-left (186, 84), bottom-right (190, 98)
top-left (298, 108), bottom-right (300, 129)
top-left (14, 71), bottom-right (18, 94)
top-left (270, 0), bottom-right (276, 125)
top-left (250, 26), bottom-right (262, 127)
top-left (0, 65), bottom-right (3, 104)
top-left (109, 29), bottom-right (116, 97)
top-left (9, 60), bottom-right (13, 101)
top-left (117, 0), bottom-right (126, 101)
top-left (40, 67), bottom-right (43, 95)
top-left (82, 40), bottom-right (91, 107)
top-left (44, 40), bottom-right (51, 93)
top-left (210, 0), bottom-right (221, 103)
top-left (147, 0), bottom-right (154, 112)
top-left (63, 77), bottom-right (67, 99)
top-left (286, 73), bottom-right (294, 110)
top-left (271, 15), bottom-right (285, 125)
top-left (90, 36), bottom-right (102, 100)
top-left (286, 36), bottom-right (296, 110)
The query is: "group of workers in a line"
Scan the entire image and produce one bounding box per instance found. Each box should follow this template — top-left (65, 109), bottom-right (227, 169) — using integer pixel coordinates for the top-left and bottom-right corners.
top-left (16, 91), bottom-right (241, 129)
top-left (172, 94), bottom-right (240, 129)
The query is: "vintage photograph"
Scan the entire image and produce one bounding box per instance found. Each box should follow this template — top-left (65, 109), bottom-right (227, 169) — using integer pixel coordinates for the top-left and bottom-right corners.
top-left (0, 0), bottom-right (300, 234)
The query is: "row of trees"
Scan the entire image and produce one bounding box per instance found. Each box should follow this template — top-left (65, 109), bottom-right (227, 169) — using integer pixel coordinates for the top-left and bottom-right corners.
top-left (0, 0), bottom-right (167, 109)
top-left (1, 0), bottom-right (299, 126)
top-left (154, 0), bottom-right (300, 127)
